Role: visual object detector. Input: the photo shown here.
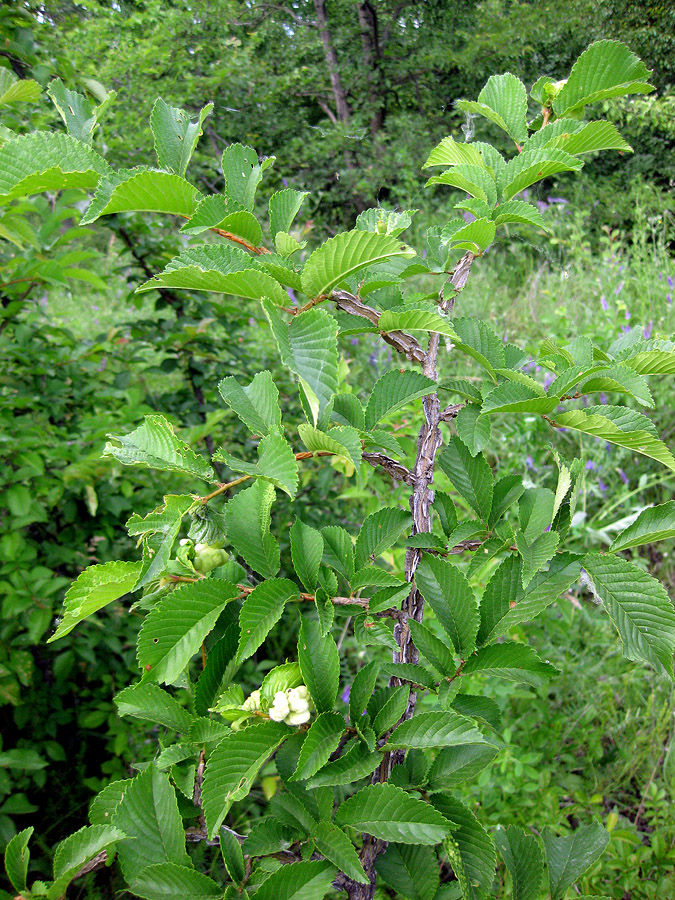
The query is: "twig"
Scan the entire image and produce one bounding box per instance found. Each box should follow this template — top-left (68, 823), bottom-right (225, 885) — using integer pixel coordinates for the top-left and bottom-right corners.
top-left (362, 452), bottom-right (415, 485)
top-left (331, 289), bottom-right (426, 364)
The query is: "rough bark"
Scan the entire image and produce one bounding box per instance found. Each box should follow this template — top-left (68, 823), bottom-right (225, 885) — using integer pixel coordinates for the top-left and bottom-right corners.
top-left (357, 1), bottom-right (385, 140)
top-left (313, 0), bottom-right (351, 125)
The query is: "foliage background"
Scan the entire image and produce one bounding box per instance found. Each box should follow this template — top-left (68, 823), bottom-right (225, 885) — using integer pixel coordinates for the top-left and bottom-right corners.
top-left (1, 0), bottom-right (674, 896)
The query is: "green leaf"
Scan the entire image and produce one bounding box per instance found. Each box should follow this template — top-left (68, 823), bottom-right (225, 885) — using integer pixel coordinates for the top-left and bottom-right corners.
top-left (218, 370), bottom-right (281, 437)
top-left (111, 766), bottom-right (189, 882)
top-left (408, 620), bottom-right (456, 676)
top-left (550, 407), bottom-right (675, 471)
top-left (126, 495), bottom-right (194, 537)
top-left (53, 824), bottom-right (126, 881)
top-left (238, 578), bottom-right (299, 662)
top-left (424, 137), bottom-right (485, 168)
top-left (89, 779), bottom-right (132, 826)
top-left (290, 519), bottom-right (324, 591)
top-left (104, 414), bottom-right (214, 480)
top-left (354, 507), bottom-right (412, 570)
top-left (150, 98), bottom-right (213, 176)
top-left (136, 244), bottom-right (286, 303)
top-left (356, 207), bottom-right (416, 237)
top-left (194, 624), bottom-right (239, 716)
top-left (488, 474), bottom-right (524, 528)
top-left (225, 481), bottom-right (280, 579)
top-left (432, 795), bottom-right (496, 900)
top-left (365, 370), bottom-right (436, 431)
top-left (583, 553), bottom-right (675, 676)
top-left (457, 73), bottom-right (528, 143)
top-left (4, 827), bottom-right (33, 894)
top-left (332, 393), bottom-right (365, 430)
top-left (137, 580), bottom-right (240, 684)
top-left (48, 560), bottom-right (141, 642)
top-left (306, 739), bottom-right (381, 788)
top-left (313, 822), bottom-right (368, 883)
top-left (610, 501), bottom-right (675, 552)
top-left (438, 437), bottom-right (493, 523)
top-left (244, 819), bottom-right (303, 856)
top-left (298, 618), bottom-right (339, 713)
top-left (379, 663), bottom-right (439, 691)
top-left (253, 860), bottom-right (337, 900)
top-left (47, 79), bottom-right (97, 144)
top-left (618, 345), bottom-right (675, 376)
top-left (455, 404), bottom-right (491, 456)
top-left (439, 379), bottom-right (483, 403)
top-left (220, 829), bottom-right (245, 885)
top-left (481, 382), bottom-right (560, 415)
top-left (0, 69), bottom-right (41, 106)
top-left (485, 553), bottom-right (582, 643)
top-left (554, 40), bottom-right (653, 117)
top-left (427, 166), bottom-right (497, 207)
top-left (378, 308), bottom-right (458, 338)
top-left (498, 148), bottom-right (583, 202)
top-left (444, 217), bottom-right (496, 252)
top-left (81, 168), bottom-right (202, 224)
top-left (369, 685), bottom-right (410, 736)
top-left (291, 712), bottom-right (345, 781)
top-left (434, 491), bottom-right (459, 536)
top-left (375, 844), bottom-right (440, 900)
top-left (336, 783), bottom-right (450, 844)
top-left (132, 863), bottom-right (221, 900)
top-left (494, 825), bottom-right (544, 900)
top-left (427, 744), bottom-right (499, 789)
top-left (0, 132), bottom-right (110, 201)
top-left (450, 317), bottom-right (505, 381)
top-left (221, 143), bottom-right (269, 210)
top-left (543, 824), bottom-right (610, 900)
top-left (547, 120), bottom-right (632, 155)
top-left (519, 488), bottom-right (556, 543)
top-left (301, 229), bottom-right (414, 298)
top-left (493, 200), bottom-right (546, 228)
top-left (463, 642), bottom-right (559, 686)
top-left (269, 189), bottom-right (309, 240)
top-left (516, 531), bottom-right (560, 588)
top-left (203, 720), bottom-right (290, 837)
top-left (216, 432), bottom-right (299, 498)
top-left (180, 195), bottom-right (263, 245)
top-left (386, 710), bottom-right (488, 750)
top-left (289, 309), bottom-right (339, 426)
top-left (349, 661), bottom-right (380, 725)
top-left (415, 555), bottom-right (479, 657)
top-left (114, 682), bottom-right (194, 732)
top-left (574, 364), bottom-right (653, 407)
top-left (297, 424), bottom-right (362, 468)
top-left (321, 525), bottom-right (355, 581)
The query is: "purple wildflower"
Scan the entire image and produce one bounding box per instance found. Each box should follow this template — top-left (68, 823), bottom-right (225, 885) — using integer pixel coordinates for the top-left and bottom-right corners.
top-left (525, 456), bottom-right (534, 469)
top-left (547, 196), bottom-right (568, 204)
top-left (286, 287), bottom-right (297, 304)
top-left (600, 296), bottom-right (608, 311)
top-left (463, 211), bottom-right (476, 223)
top-left (350, 338), bottom-right (359, 346)
top-left (92, 305), bottom-right (99, 310)
top-left (585, 460), bottom-right (595, 470)
top-left (618, 266), bottom-right (624, 272)
top-left (616, 282), bottom-right (624, 295)
top-left (282, 177), bottom-right (289, 188)
top-left (582, 395), bottom-right (589, 406)
top-left (668, 294), bottom-right (672, 305)
top-left (421, 248), bottom-right (427, 259)
top-left (341, 685), bottom-right (350, 704)
top-left (625, 309), bottom-right (631, 320)
top-left (658, 273), bottom-right (663, 281)
top-left (599, 392), bottom-right (608, 405)
top-left (621, 325), bottom-right (631, 334)
top-left (598, 479), bottom-right (608, 492)
top-left (543, 373), bottom-right (554, 390)
top-left (668, 275), bottom-right (674, 288)
top-left (537, 200), bottom-right (549, 214)
top-left (249, 317), bottom-right (256, 326)
top-left (97, 356), bottom-right (107, 372)
top-left (617, 468), bottom-right (629, 486)
top-left (643, 321), bottom-right (653, 339)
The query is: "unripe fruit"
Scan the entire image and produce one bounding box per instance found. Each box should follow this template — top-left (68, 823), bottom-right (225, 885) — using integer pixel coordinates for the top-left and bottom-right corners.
top-left (193, 545), bottom-right (229, 574)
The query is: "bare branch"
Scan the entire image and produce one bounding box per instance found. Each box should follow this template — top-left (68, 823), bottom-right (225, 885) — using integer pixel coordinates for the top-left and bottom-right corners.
top-left (362, 452), bottom-right (415, 485)
top-left (331, 289), bottom-right (425, 364)
top-left (440, 402), bottom-right (464, 421)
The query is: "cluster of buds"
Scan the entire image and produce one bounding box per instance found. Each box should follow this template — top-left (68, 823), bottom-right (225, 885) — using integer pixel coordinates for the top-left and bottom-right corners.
top-left (235, 685), bottom-right (313, 727)
top-left (177, 538), bottom-right (229, 574)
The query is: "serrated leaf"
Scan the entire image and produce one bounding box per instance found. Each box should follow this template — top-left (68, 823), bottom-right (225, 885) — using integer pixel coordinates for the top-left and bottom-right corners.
top-left (386, 710), bottom-right (488, 750)
top-left (488, 474), bottom-right (524, 528)
top-left (53, 824), bottom-right (127, 881)
top-left (298, 618), bottom-right (339, 713)
top-left (354, 507), bottom-right (412, 569)
top-left (225, 480), bottom-right (280, 578)
top-left (111, 767), bottom-right (189, 882)
top-left (0, 69), bottom-right (41, 107)
top-left (427, 744), bottom-right (499, 789)
top-left (408, 620), bottom-right (456, 676)
top-left (48, 79), bottom-right (97, 143)
top-left (126, 495), bottom-right (194, 537)
top-left (463, 642), bottom-right (558, 686)
top-left (321, 525), bottom-right (355, 581)
top-left (254, 860), bottom-right (336, 900)
top-left (89, 779), bottom-right (132, 826)
top-left (438, 436), bottom-right (493, 523)
top-left (202, 721), bottom-right (290, 837)
top-left (543, 825), bottom-right (610, 900)
top-left (378, 308), bottom-right (458, 338)
top-left (4, 827), bottom-right (33, 894)
top-left (297, 423), bottom-right (362, 468)
top-left (576, 364), bottom-right (653, 407)
top-left (493, 200), bottom-right (546, 228)
top-left (180, 194), bottom-right (263, 245)
top-left (49, 560), bottom-right (141, 642)
top-left (455, 404), bottom-right (491, 455)
top-left (291, 712), bottom-right (346, 781)
top-left (331, 393), bottom-right (365, 430)
top-left (219, 830), bottom-right (245, 886)
top-left (380, 663), bottom-right (439, 691)
top-left (244, 819), bottom-right (303, 856)
top-left (81, 168), bottom-right (202, 224)
top-left (610, 501), bottom-right (675, 552)
top-left (137, 580), bottom-right (240, 684)
top-left (548, 120), bottom-right (632, 155)
top-left (415, 555), bottom-right (479, 657)
top-left (498, 148), bottom-right (583, 202)
top-left (150, 98), bottom-right (213, 176)
top-left (221, 143), bottom-right (270, 211)
top-left (103, 414), bottom-right (214, 480)
top-left (237, 578), bottom-right (299, 662)
top-left (450, 317), bottom-right (505, 382)
top-left (132, 863), bottom-right (221, 900)
top-left (301, 229), bottom-right (414, 298)
top-left (427, 166), bottom-right (497, 208)
top-left (269, 189), bottom-right (309, 240)
top-left (519, 488), bottom-right (556, 543)
top-left (218, 370), bottom-right (281, 437)
top-left (216, 432), bottom-right (299, 498)
top-left (457, 73), bottom-right (528, 143)
top-left (494, 825), bottom-right (544, 900)
top-left (306, 739), bottom-right (381, 788)
top-left (376, 843), bottom-right (440, 900)
top-left (583, 553), bottom-right (675, 677)
top-left (349, 661), bottom-right (379, 725)
top-left (516, 531), bottom-right (560, 588)
top-left (289, 308), bottom-right (339, 426)
top-left (482, 381), bottom-right (559, 414)
top-left (356, 206), bottom-right (416, 236)
top-left (551, 407), bottom-right (675, 471)
top-left (0, 132), bottom-right (110, 201)
top-left (313, 822), bottom-right (367, 883)
top-left (439, 379), bottom-right (483, 403)
top-left (424, 137), bottom-right (485, 168)
top-left (432, 794), bottom-right (496, 900)
top-left (336, 783), bottom-right (450, 844)
top-left (365, 370), bottom-right (436, 431)
top-left (445, 217), bottom-right (496, 252)
top-left (114, 683), bottom-right (194, 732)
top-left (554, 40), bottom-right (653, 117)
top-left (369, 685), bottom-right (410, 736)
top-left (290, 519), bottom-right (324, 591)
top-left (136, 244), bottom-right (286, 303)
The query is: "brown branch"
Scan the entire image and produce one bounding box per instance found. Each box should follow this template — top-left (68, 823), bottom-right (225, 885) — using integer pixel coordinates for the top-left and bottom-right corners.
top-left (439, 403), bottom-right (465, 421)
top-left (362, 452), bottom-right (415, 485)
top-left (331, 289), bottom-right (425, 364)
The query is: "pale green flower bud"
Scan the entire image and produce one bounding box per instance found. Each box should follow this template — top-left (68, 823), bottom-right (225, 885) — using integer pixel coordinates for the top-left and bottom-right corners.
top-left (268, 691), bottom-right (290, 722)
top-left (242, 689), bottom-right (261, 712)
top-left (285, 707), bottom-right (311, 726)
